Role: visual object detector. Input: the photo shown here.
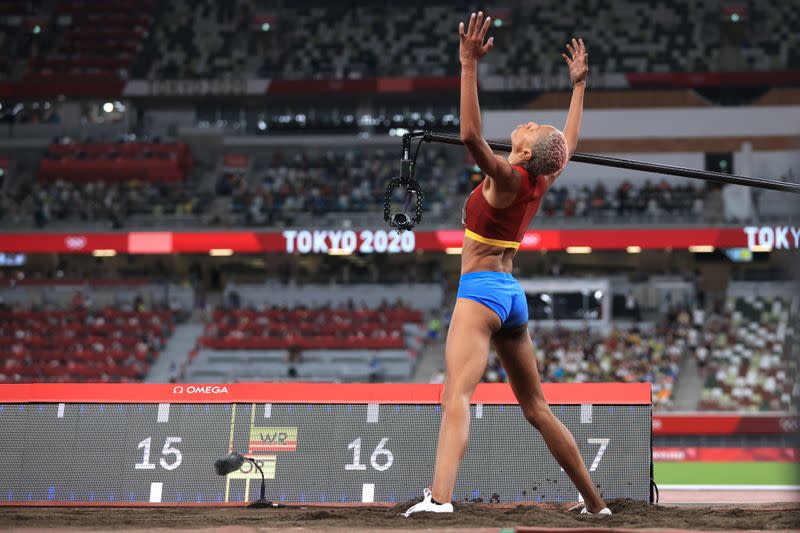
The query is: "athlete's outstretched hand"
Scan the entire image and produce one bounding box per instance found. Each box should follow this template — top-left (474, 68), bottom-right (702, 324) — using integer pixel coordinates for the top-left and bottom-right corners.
top-left (563, 38), bottom-right (588, 86)
top-left (459, 11), bottom-right (494, 65)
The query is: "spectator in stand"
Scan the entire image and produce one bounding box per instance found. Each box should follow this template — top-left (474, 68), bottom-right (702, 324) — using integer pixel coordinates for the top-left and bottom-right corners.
top-left (625, 292), bottom-right (641, 322)
top-left (287, 345), bottom-right (302, 378)
top-left (368, 353), bottom-right (383, 383)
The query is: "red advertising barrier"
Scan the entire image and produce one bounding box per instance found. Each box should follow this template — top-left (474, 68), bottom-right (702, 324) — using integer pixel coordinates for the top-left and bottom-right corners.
top-left (13, 74), bottom-right (126, 99)
top-left (222, 153), bottom-right (250, 169)
top-left (2, 71), bottom-right (798, 99)
top-left (0, 227), bottom-right (776, 254)
top-left (627, 70), bottom-right (800, 88)
top-left (652, 413), bottom-right (798, 435)
top-left (653, 447), bottom-right (797, 462)
top-left (0, 382), bottom-right (651, 405)
top-left (266, 76), bottom-right (459, 95)
top-left (0, 383), bottom-right (793, 435)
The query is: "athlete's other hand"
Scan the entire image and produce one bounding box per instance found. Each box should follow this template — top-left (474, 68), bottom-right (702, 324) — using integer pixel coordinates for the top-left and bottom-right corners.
top-left (459, 11), bottom-right (494, 65)
top-left (562, 38), bottom-right (588, 86)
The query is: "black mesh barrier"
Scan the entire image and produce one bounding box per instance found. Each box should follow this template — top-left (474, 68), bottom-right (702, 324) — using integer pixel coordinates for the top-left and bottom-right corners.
top-left (0, 402), bottom-right (650, 504)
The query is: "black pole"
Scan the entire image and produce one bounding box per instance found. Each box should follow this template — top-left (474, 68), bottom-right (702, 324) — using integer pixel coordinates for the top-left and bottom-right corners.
top-left (417, 131), bottom-right (800, 195)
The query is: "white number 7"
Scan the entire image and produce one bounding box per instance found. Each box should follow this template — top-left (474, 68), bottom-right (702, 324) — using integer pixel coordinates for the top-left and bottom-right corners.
top-left (587, 438), bottom-right (610, 472)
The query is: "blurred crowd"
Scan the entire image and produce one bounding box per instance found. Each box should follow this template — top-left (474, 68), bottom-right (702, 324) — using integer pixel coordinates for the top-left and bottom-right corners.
top-left (541, 180), bottom-right (709, 220)
top-left (0, 180), bottom-right (205, 228)
top-left (479, 324), bottom-right (681, 407)
top-left (133, 1), bottom-right (799, 80)
top-left (474, 295), bottom-right (797, 411)
top-left (221, 147), bottom-right (452, 225)
top-left (6, 1), bottom-right (797, 85)
top-left (2, 166), bottom-right (721, 229)
top-left (691, 297), bottom-right (796, 411)
top-left (221, 149), bottom-right (720, 226)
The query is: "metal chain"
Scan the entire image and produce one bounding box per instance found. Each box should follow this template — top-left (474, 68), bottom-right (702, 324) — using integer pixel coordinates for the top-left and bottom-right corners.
top-left (384, 177), bottom-right (424, 232)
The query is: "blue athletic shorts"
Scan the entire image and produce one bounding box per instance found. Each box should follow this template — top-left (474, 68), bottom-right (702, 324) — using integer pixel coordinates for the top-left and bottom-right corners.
top-left (456, 271), bottom-right (529, 330)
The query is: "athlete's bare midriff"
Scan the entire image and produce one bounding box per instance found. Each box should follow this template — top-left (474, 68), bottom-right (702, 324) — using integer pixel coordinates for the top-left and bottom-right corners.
top-left (461, 175), bottom-right (521, 275)
top-left (460, 236), bottom-right (516, 275)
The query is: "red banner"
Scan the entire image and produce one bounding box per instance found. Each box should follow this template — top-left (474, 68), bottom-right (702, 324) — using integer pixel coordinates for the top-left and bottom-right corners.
top-left (0, 382), bottom-right (650, 405)
top-left (13, 74), bottom-right (126, 99)
top-left (3, 72), bottom-right (798, 99)
top-left (626, 70), bottom-right (800, 88)
top-left (0, 227), bottom-right (781, 254)
top-left (222, 154), bottom-right (250, 169)
top-left (653, 413), bottom-right (798, 435)
top-left (266, 76), bottom-right (458, 95)
top-left (653, 447), bottom-right (797, 462)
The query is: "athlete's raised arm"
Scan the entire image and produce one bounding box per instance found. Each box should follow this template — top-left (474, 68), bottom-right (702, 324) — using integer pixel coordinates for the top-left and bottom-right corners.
top-left (542, 38), bottom-right (588, 188)
top-left (458, 12), bottom-right (516, 187)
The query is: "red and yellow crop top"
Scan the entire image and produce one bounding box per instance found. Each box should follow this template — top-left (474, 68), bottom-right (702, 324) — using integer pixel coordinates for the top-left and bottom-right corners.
top-left (462, 165), bottom-right (546, 249)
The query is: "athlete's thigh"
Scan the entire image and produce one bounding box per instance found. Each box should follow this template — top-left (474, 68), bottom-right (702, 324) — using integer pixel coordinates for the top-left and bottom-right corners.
top-left (491, 325), bottom-right (546, 406)
top-left (442, 298), bottom-right (500, 395)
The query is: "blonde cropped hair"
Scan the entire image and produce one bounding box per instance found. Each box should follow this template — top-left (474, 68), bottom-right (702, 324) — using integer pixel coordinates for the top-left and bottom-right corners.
top-left (521, 128), bottom-right (568, 177)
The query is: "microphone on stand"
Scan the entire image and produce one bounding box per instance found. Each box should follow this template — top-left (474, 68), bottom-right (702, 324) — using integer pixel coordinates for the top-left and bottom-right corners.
top-left (214, 451), bottom-right (245, 475)
top-left (214, 451), bottom-right (283, 508)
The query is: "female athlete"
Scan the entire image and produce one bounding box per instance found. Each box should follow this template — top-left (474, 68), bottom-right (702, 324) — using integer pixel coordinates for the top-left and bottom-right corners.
top-left (404, 12), bottom-right (610, 516)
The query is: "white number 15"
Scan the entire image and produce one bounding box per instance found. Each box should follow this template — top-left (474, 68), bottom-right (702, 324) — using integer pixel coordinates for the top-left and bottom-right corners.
top-left (135, 436), bottom-right (183, 471)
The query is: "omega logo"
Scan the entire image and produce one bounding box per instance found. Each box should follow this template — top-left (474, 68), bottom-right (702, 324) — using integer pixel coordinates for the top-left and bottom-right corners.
top-left (779, 417), bottom-right (798, 433)
top-left (65, 236), bottom-right (88, 250)
top-left (172, 385), bottom-right (229, 395)
top-left (522, 233), bottom-right (541, 246)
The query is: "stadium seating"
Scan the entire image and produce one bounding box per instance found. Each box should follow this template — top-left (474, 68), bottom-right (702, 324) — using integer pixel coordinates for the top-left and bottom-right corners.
top-left (8, 179), bottom-right (208, 228)
top-left (223, 283), bottom-right (444, 313)
top-left (5, 1), bottom-right (798, 87)
top-left (39, 141), bottom-right (193, 184)
top-left (0, 279), bottom-right (194, 313)
top-left (132, 1), bottom-right (799, 81)
top-left (487, 325), bottom-right (682, 408)
top-left (27, 0), bottom-right (155, 77)
top-left (0, 307), bottom-right (173, 383)
top-left (541, 180), bottom-right (707, 223)
top-left (230, 148), bottom-right (713, 228)
top-left (698, 297), bottom-right (797, 411)
top-left (0, 151), bottom-right (760, 229)
top-left (188, 305), bottom-right (424, 382)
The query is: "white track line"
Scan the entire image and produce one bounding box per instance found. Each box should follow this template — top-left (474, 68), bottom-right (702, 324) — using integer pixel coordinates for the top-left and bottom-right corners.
top-left (660, 484), bottom-right (800, 491)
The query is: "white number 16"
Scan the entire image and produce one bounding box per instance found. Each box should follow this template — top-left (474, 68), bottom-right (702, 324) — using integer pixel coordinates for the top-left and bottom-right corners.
top-left (345, 437), bottom-right (394, 472)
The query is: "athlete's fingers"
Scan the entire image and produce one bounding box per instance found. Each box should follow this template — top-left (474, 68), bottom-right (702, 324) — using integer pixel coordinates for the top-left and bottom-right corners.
top-left (482, 36), bottom-right (494, 53)
top-left (572, 37), bottom-right (579, 52)
top-left (579, 38), bottom-right (586, 52)
top-left (466, 12), bottom-right (476, 36)
top-left (562, 53), bottom-right (572, 65)
top-left (479, 16), bottom-right (491, 40)
top-left (474, 11), bottom-right (485, 37)
top-left (459, 21), bottom-right (465, 38)
top-left (566, 42), bottom-right (574, 57)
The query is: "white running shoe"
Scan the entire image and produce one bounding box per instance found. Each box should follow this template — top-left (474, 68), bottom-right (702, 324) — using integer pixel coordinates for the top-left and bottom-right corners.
top-left (402, 488), bottom-right (454, 517)
top-left (568, 502), bottom-right (612, 515)
top-left (580, 505), bottom-right (612, 515)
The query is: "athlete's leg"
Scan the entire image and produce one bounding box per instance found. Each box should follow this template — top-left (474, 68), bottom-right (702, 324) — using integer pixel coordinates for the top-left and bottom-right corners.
top-left (430, 297), bottom-right (500, 504)
top-left (492, 325), bottom-right (607, 513)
